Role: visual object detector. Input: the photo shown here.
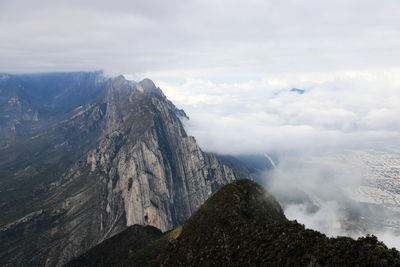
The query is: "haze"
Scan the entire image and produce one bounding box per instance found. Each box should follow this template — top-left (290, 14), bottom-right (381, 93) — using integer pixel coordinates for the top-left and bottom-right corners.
top-left (2, 0), bottom-right (400, 248)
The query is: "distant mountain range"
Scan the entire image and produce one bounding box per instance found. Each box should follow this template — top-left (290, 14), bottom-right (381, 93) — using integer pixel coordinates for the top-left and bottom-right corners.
top-left (0, 72), bottom-right (106, 144)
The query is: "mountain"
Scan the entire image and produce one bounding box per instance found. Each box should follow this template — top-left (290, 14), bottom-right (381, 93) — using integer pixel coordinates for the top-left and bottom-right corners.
top-left (217, 154), bottom-right (276, 182)
top-left (66, 224), bottom-right (165, 267)
top-left (0, 72), bottom-right (106, 145)
top-left (290, 88), bottom-right (305, 94)
top-left (0, 73), bottom-right (237, 266)
top-left (67, 179), bottom-right (400, 266)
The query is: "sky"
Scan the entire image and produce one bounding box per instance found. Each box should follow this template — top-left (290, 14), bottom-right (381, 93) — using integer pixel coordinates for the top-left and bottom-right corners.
top-left (3, 0), bottom-right (400, 244)
top-left (159, 72), bottom-right (400, 155)
top-left (1, 0), bottom-right (400, 154)
top-left (1, 0), bottom-right (400, 78)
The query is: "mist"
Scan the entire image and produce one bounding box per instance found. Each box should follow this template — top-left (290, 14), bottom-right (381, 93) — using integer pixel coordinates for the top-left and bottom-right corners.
top-left (158, 72), bottom-right (400, 249)
top-left (2, 0), bottom-right (400, 252)
top-left (263, 152), bottom-right (400, 249)
top-left (159, 71), bottom-right (400, 154)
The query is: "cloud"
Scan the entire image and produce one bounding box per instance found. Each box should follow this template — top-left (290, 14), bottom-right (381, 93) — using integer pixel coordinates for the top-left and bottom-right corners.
top-left (158, 70), bottom-right (400, 155)
top-left (3, 0), bottom-right (400, 251)
top-left (1, 0), bottom-right (400, 75)
top-left (284, 202), bottom-right (344, 237)
top-left (156, 70), bottom-right (400, 249)
top-left (361, 108), bottom-right (400, 130)
top-left (263, 151), bottom-right (400, 249)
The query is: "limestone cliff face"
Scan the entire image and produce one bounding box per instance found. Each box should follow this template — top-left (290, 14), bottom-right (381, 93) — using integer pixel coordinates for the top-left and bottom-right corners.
top-left (88, 78), bottom-right (235, 231)
top-left (0, 75), bottom-right (236, 267)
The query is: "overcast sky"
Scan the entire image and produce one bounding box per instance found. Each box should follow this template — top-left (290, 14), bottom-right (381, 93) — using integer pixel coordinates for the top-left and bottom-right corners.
top-left (1, 0), bottom-right (400, 78)
top-left (3, 0), bottom-right (400, 242)
top-left (1, 0), bottom-right (400, 154)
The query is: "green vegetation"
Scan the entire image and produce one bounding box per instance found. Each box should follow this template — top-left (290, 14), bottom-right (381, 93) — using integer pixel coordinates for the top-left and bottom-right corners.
top-left (156, 179), bottom-right (400, 266)
top-left (120, 227), bottom-right (182, 266)
top-left (66, 225), bottom-right (163, 267)
top-left (66, 225), bottom-right (182, 267)
top-left (66, 179), bottom-right (400, 266)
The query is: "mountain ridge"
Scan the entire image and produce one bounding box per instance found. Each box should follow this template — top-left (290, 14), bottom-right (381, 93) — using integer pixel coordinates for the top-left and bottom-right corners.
top-left (66, 179), bottom-right (400, 267)
top-left (0, 72), bottom-right (237, 266)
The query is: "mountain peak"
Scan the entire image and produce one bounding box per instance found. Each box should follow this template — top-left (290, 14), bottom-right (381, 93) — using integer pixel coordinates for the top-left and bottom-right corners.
top-left (65, 179), bottom-right (400, 266)
top-left (136, 78), bottom-right (164, 97)
top-left (186, 179), bottom-right (286, 225)
top-left (115, 74), bottom-right (126, 81)
top-left (109, 74), bottom-right (134, 87)
top-left (290, 88), bottom-right (305, 94)
top-left (139, 78), bottom-right (156, 89)
top-left (155, 179), bottom-right (400, 266)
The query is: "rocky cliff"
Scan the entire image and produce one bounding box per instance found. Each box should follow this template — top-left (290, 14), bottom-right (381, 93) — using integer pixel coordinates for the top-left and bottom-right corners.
top-left (0, 73), bottom-right (236, 266)
top-left (66, 179), bottom-right (400, 267)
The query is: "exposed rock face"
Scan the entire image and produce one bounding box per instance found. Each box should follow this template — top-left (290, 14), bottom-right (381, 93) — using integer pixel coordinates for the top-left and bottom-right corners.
top-left (65, 179), bottom-right (400, 267)
top-left (83, 77), bottom-right (235, 231)
top-left (0, 74), bottom-right (236, 266)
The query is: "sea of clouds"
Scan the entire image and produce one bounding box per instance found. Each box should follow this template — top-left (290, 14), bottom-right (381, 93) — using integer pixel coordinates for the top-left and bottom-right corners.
top-left (157, 70), bottom-right (400, 248)
top-left (159, 70), bottom-right (400, 155)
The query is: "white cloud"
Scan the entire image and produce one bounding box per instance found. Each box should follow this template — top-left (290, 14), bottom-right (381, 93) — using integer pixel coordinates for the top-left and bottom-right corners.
top-left (285, 202), bottom-right (344, 237)
top-left (264, 151), bottom-right (400, 249)
top-left (3, 0), bottom-right (400, 249)
top-left (157, 70), bottom-right (400, 154)
top-left (1, 0), bottom-right (400, 75)
top-left (156, 70), bottom-right (400, 248)
top-left (361, 108), bottom-right (400, 130)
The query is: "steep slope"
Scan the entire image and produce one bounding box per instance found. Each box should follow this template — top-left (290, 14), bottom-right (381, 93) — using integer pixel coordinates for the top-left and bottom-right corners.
top-left (156, 179), bottom-right (400, 266)
top-left (217, 154), bottom-right (275, 181)
top-left (66, 225), bottom-right (182, 267)
top-left (65, 179), bottom-right (400, 266)
top-left (66, 225), bottom-right (164, 267)
top-left (0, 72), bottom-right (106, 144)
top-left (0, 73), bottom-right (236, 266)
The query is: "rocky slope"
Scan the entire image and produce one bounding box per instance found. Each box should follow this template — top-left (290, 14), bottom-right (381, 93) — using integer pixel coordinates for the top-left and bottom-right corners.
top-left (0, 72), bottom-right (106, 145)
top-left (67, 179), bottom-right (400, 266)
top-left (0, 73), bottom-right (236, 266)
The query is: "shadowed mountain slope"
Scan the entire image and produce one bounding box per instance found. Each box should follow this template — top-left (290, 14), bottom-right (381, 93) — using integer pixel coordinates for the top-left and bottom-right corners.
top-left (156, 179), bottom-right (400, 266)
top-left (66, 179), bottom-right (400, 266)
top-left (0, 73), bottom-right (236, 266)
top-left (66, 224), bottom-right (163, 267)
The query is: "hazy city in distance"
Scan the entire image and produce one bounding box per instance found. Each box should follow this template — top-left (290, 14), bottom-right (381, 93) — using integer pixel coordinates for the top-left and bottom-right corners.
top-left (1, 0), bottom-right (400, 266)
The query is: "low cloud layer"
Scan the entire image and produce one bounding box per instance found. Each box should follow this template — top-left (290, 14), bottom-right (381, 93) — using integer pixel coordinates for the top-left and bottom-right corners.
top-left (158, 71), bottom-right (400, 248)
top-left (263, 152), bottom-right (400, 249)
top-left (3, 0), bottom-right (400, 251)
top-left (159, 71), bottom-right (400, 155)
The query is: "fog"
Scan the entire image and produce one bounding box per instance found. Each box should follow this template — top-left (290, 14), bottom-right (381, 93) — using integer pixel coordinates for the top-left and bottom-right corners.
top-left (3, 0), bottom-right (400, 250)
top-left (265, 153), bottom-right (400, 249)
top-left (159, 71), bottom-right (400, 154)
top-left (158, 72), bottom-right (400, 249)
